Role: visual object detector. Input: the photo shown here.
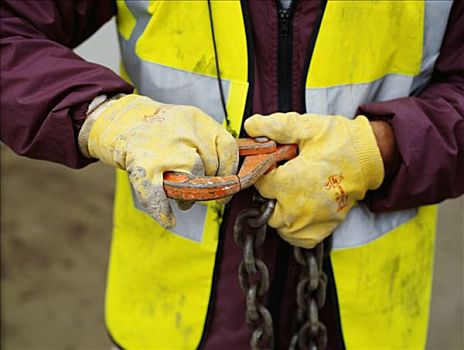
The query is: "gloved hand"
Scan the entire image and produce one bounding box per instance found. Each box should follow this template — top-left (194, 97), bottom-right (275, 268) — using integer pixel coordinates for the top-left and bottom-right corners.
top-left (78, 94), bottom-right (238, 229)
top-left (244, 113), bottom-right (384, 248)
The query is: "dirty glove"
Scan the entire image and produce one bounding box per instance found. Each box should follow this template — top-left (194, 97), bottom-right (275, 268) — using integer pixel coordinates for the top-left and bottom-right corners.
top-left (244, 113), bottom-right (384, 248)
top-left (78, 94), bottom-right (238, 229)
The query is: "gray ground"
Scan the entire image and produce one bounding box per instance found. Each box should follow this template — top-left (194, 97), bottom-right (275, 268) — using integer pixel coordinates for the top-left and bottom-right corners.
top-left (1, 19), bottom-right (463, 350)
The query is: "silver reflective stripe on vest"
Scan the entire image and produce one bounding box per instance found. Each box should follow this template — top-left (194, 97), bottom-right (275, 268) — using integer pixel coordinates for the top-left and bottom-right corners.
top-left (124, 61), bottom-right (230, 124)
top-left (120, 0), bottom-right (229, 124)
top-left (306, 1), bottom-right (451, 250)
top-left (305, 74), bottom-right (414, 118)
top-left (305, 0), bottom-right (453, 117)
top-left (332, 205), bottom-right (418, 250)
top-left (119, 0), bottom-right (224, 242)
top-left (411, 0), bottom-right (454, 95)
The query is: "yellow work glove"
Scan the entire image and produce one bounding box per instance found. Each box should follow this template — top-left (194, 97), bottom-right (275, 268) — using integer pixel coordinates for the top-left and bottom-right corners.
top-left (244, 113), bottom-right (384, 248)
top-left (78, 94), bottom-right (238, 229)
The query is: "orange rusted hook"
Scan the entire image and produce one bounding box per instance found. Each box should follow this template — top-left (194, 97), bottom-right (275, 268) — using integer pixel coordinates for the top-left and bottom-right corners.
top-left (163, 138), bottom-right (298, 201)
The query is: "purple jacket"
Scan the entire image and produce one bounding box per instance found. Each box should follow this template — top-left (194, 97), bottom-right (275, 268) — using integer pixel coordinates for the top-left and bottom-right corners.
top-left (1, 0), bottom-right (462, 210)
top-left (1, 1), bottom-right (463, 349)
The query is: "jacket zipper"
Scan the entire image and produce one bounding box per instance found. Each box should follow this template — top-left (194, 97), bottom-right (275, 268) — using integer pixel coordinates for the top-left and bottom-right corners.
top-left (268, 0), bottom-right (298, 344)
top-left (277, 0), bottom-right (296, 112)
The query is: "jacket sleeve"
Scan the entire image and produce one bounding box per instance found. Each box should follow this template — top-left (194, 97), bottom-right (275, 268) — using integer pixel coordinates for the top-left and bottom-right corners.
top-left (0, 0), bottom-right (133, 168)
top-left (360, 0), bottom-right (464, 212)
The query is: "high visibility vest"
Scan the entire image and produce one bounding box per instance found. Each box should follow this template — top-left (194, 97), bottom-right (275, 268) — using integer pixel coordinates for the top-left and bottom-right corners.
top-left (109, 1), bottom-right (453, 348)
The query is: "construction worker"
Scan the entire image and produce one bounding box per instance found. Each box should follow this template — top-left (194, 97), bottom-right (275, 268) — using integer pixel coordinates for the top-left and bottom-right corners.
top-left (1, 0), bottom-right (463, 349)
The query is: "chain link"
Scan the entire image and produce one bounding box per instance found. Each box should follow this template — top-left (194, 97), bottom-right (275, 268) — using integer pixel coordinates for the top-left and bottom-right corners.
top-left (289, 244), bottom-right (328, 350)
top-left (234, 198), bottom-right (275, 350)
top-left (234, 194), bottom-right (328, 350)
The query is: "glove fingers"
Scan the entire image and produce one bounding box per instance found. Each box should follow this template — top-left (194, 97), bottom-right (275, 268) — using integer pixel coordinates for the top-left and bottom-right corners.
top-left (277, 221), bottom-right (339, 249)
top-left (254, 172), bottom-right (277, 201)
top-left (129, 165), bottom-right (176, 229)
top-left (206, 132), bottom-right (238, 206)
top-left (267, 188), bottom-right (338, 249)
top-left (254, 159), bottom-right (299, 200)
top-left (244, 113), bottom-right (307, 144)
top-left (215, 133), bottom-right (239, 176)
top-left (174, 152), bottom-right (205, 211)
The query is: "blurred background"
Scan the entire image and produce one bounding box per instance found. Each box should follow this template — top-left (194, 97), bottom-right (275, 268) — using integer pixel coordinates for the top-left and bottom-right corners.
top-left (1, 19), bottom-right (463, 350)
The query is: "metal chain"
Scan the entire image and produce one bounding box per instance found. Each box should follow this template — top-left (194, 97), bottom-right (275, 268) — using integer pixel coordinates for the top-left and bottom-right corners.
top-left (234, 197), bottom-right (275, 350)
top-left (289, 244), bottom-right (328, 350)
top-left (234, 194), bottom-right (328, 350)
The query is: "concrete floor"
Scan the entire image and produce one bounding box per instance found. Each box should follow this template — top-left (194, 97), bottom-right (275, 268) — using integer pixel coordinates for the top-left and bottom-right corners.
top-left (1, 146), bottom-right (463, 349)
top-left (427, 194), bottom-right (464, 349)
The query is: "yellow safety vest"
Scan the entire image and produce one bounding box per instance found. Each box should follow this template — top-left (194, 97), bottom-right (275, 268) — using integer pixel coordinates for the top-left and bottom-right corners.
top-left (108, 1), bottom-right (453, 348)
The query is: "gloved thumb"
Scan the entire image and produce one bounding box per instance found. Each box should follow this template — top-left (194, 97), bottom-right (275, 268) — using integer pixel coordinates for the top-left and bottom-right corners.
top-left (244, 113), bottom-right (309, 144)
top-left (129, 165), bottom-right (176, 229)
